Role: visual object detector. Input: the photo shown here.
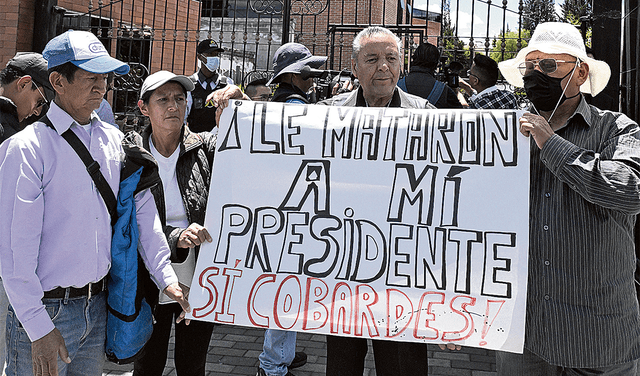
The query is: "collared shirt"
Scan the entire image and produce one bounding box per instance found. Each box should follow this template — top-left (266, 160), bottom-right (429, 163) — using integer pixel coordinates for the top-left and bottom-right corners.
top-left (468, 85), bottom-right (519, 109)
top-left (526, 97), bottom-right (640, 367)
top-left (0, 101), bottom-right (177, 341)
top-left (322, 86), bottom-right (436, 110)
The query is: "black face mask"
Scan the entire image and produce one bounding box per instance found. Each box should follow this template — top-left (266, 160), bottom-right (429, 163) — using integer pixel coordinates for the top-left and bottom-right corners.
top-left (523, 68), bottom-right (576, 112)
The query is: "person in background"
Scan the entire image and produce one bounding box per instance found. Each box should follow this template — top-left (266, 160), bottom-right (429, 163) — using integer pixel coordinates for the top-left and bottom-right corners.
top-left (458, 53), bottom-right (518, 109)
top-left (245, 78), bottom-right (271, 101)
top-left (186, 39), bottom-right (233, 132)
top-left (398, 42), bottom-right (462, 109)
top-left (0, 52), bottom-right (53, 143)
top-left (496, 21), bottom-right (640, 375)
top-left (253, 42), bottom-right (326, 376)
top-left (266, 42), bottom-right (327, 105)
top-left (319, 26), bottom-right (457, 376)
top-left (96, 73), bottom-right (117, 127)
top-left (95, 98), bottom-right (116, 126)
top-left (0, 30), bottom-right (189, 376)
top-left (133, 71), bottom-right (216, 376)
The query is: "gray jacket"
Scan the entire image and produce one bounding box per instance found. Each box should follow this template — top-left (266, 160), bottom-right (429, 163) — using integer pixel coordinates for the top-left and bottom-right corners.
top-left (319, 86), bottom-right (436, 109)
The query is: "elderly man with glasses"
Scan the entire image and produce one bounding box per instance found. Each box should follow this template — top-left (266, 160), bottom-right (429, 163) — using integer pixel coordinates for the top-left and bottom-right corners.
top-left (495, 22), bottom-right (640, 376)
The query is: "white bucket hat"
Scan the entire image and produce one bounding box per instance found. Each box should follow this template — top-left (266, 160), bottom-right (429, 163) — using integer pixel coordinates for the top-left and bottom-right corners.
top-left (498, 22), bottom-right (611, 96)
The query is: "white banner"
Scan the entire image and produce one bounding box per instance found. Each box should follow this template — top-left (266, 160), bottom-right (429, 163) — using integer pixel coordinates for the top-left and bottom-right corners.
top-left (188, 100), bottom-right (529, 353)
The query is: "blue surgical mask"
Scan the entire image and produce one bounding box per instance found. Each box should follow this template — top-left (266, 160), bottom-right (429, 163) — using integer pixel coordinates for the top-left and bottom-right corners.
top-left (204, 56), bottom-right (220, 71)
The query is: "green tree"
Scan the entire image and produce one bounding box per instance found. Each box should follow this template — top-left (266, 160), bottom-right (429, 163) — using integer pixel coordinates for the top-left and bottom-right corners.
top-left (490, 29), bottom-right (531, 62)
top-left (440, 0), bottom-right (469, 66)
top-left (560, 0), bottom-right (592, 47)
top-left (522, 0), bottom-right (557, 32)
top-left (560, 0), bottom-right (592, 21)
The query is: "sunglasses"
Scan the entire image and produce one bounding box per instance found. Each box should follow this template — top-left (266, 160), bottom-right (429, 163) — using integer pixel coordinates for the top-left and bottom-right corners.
top-left (518, 58), bottom-right (578, 76)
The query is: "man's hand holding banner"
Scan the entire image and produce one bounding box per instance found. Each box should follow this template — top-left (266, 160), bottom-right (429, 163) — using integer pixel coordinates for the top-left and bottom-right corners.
top-left (187, 100), bottom-right (529, 353)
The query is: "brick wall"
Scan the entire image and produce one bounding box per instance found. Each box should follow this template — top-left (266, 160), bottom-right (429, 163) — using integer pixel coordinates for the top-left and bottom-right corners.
top-left (1, 0), bottom-right (36, 67)
top-left (2, 0), bottom-right (200, 75)
top-left (58, 0), bottom-right (201, 75)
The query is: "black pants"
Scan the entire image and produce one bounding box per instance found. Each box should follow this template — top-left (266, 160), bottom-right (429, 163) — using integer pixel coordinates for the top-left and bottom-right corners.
top-left (133, 303), bottom-right (214, 376)
top-left (325, 335), bottom-right (428, 376)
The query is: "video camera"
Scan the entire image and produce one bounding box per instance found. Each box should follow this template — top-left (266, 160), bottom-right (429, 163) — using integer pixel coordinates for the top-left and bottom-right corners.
top-left (299, 66), bottom-right (356, 102)
top-left (435, 56), bottom-right (464, 88)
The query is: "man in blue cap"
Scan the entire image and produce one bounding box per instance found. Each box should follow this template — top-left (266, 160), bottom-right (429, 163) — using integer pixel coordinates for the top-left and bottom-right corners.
top-left (0, 51), bottom-right (53, 376)
top-left (0, 30), bottom-right (189, 376)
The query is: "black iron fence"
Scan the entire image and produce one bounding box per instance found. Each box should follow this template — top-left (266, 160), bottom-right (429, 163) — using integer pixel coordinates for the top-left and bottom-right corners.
top-left (49, 0), bottom-right (637, 123)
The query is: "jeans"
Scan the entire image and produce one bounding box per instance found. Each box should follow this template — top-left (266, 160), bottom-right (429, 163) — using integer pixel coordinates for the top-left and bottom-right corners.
top-left (0, 278), bottom-right (9, 373)
top-left (5, 291), bottom-right (107, 376)
top-left (325, 335), bottom-right (428, 376)
top-left (134, 303), bottom-right (214, 376)
top-left (496, 348), bottom-right (638, 376)
top-left (259, 329), bottom-right (296, 376)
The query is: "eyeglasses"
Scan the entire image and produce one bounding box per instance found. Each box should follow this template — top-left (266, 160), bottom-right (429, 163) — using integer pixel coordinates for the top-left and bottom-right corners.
top-left (518, 58), bottom-right (578, 76)
top-left (467, 70), bottom-right (479, 79)
top-left (34, 83), bottom-right (48, 108)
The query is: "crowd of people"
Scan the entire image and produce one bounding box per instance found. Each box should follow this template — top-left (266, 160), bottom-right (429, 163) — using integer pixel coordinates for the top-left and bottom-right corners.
top-left (0, 20), bottom-right (639, 376)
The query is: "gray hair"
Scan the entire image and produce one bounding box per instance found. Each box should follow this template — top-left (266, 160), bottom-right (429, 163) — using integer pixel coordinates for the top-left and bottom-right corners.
top-left (352, 26), bottom-right (402, 62)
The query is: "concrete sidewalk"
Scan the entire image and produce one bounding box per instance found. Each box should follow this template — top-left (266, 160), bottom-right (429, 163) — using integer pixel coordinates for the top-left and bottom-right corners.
top-left (102, 324), bottom-right (497, 376)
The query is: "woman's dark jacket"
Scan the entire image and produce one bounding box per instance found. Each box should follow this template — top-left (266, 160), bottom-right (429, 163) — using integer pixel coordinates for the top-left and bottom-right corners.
top-left (140, 124), bottom-right (216, 306)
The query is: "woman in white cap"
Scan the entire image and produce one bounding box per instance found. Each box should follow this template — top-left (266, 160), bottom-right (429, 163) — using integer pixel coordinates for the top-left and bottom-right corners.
top-left (496, 22), bottom-right (640, 376)
top-left (133, 70), bottom-right (216, 376)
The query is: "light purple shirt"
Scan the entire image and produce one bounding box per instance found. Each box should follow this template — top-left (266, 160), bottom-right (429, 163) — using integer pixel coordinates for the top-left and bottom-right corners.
top-left (0, 101), bottom-right (177, 341)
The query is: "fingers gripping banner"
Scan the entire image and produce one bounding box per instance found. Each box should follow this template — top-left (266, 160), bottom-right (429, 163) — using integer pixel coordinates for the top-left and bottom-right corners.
top-left (188, 100), bottom-right (529, 353)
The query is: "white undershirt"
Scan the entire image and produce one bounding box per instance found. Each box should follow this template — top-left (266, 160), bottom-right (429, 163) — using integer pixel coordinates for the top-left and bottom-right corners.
top-left (149, 138), bottom-right (196, 304)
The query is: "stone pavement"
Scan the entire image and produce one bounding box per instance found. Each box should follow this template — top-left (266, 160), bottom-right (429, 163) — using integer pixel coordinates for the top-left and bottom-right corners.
top-left (102, 324), bottom-right (497, 376)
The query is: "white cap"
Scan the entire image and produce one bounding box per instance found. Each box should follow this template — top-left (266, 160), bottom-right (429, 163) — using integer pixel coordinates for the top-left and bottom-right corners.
top-left (139, 70), bottom-right (195, 99)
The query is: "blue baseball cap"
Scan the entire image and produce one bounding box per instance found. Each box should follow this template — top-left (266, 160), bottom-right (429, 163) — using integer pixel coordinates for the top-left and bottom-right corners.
top-left (43, 30), bottom-right (130, 75)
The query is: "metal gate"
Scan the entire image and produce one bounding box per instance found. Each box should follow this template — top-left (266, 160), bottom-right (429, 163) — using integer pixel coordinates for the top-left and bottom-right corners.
top-left (52, 0), bottom-right (606, 124)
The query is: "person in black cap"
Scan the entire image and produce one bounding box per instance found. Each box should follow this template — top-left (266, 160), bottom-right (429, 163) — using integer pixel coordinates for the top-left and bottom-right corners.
top-left (267, 42), bottom-right (328, 104)
top-left (399, 42), bottom-right (463, 109)
top-left (186, 38), bottom-right (234, 133)
top-left (0, 52), bottom-right (53, 144)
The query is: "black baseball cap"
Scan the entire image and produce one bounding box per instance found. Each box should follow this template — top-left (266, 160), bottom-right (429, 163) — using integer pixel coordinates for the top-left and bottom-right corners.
top-left (197, 39), bottom-right (224, 54)
top-left (6, 52), bottom-right (54, 101)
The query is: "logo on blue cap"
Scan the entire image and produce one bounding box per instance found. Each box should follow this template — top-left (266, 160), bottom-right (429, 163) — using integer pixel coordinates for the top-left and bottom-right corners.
top-left (43, 30), bottom-right (130, 75)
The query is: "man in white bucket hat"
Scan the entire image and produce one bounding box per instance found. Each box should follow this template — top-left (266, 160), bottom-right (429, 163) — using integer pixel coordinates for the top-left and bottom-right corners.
top-left (496, 22), bottom-right (640, 375)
